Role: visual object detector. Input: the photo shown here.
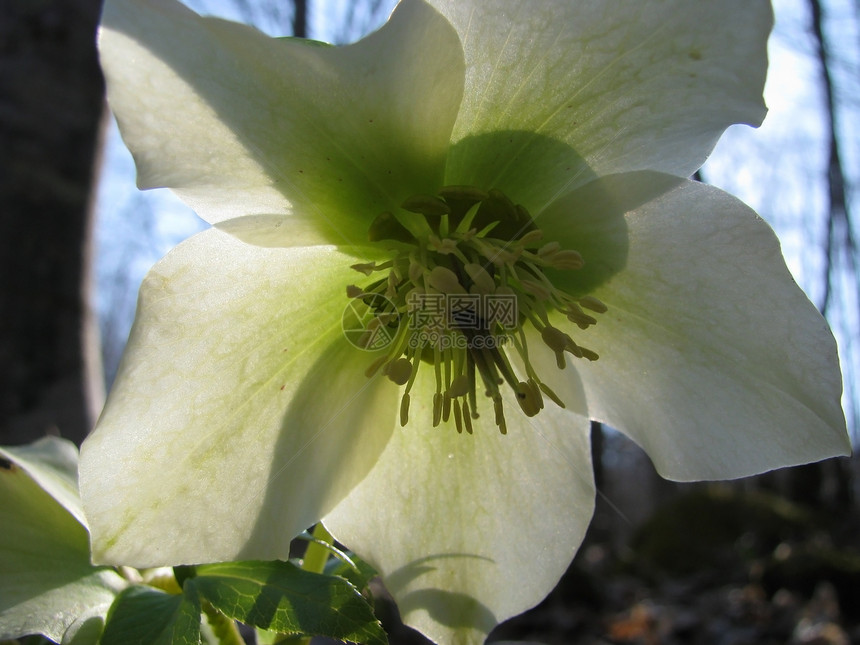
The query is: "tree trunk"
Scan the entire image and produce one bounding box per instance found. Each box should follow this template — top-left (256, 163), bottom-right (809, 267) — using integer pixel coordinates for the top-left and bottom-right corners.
top-left (0, 0), bottom-right (106, 446)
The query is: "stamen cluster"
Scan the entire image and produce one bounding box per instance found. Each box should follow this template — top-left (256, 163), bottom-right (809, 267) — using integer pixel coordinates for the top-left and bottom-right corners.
top-left (348, 186), bottom-right (605, 434)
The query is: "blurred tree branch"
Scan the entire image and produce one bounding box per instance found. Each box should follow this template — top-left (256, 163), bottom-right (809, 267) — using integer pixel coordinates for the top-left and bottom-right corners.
top-left (809, 0), bottom-right (858, 317)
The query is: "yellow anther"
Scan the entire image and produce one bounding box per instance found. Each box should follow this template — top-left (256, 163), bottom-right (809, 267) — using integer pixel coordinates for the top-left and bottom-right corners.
top-left (386, 357), bottom-right (413, 385)
top-left (579, 295), bottom-right (608, 314)
top-left (565, 338), bottom-right (583, 358)
top-left (549, 249), bottom-right (584, 270)
top-left (464, 263), bottom-right (496, 294)
top-left (493, 396), bottom-right (507, 435)
top-left (521, 279), bottom-right (551, 301)
top-left (527, 378), bottom-right (544, 411)
top-left (429, 236), bottom-right (460, 255)
top-left (537, 241), bottom-right (561, 257)
top-left (515, 381), bottom-right (541, 417)
top-left (482, 246), bottom-right (520, 267)
top-left (432, 392), bottom-right (443, 427)
top-left (427, 265), bottom-right (466, 295)
top-left (447, 374), bottom-right (471, 398)
top-left (462, 400), bottom-right (474, 434)
top-left (350, 261), bottom-right (377, 276)
top-left (518, 229), bottom-right (545, 248)
top-left (400, 393), bottom-right (410, 427)
top-left (566, 303), bottom-right (598, 329)
top-left (579, 347), bottom-right (600, 361)
top-left (541, 325), bottom-right (571, 354)
top-left (442, 392), bottom-right (452, 422)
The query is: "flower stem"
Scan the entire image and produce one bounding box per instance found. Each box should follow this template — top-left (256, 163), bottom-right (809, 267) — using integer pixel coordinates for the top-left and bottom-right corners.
top-left (275, 523), bottom-right (333, 645)
top-left (202, 600), bottom-right (245, 645)
top-left (301, 522), bottom-right (334, 574)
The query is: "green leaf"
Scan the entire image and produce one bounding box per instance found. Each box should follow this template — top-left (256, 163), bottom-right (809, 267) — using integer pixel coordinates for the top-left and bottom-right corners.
top-left (101, 585), bottom-right (201, 645)
top-left (189, 560), bottom-right (386, 645)
top-left (0, 438), bottom-right (125, 642)
top-left (325, 553), bottom-right (378, 594)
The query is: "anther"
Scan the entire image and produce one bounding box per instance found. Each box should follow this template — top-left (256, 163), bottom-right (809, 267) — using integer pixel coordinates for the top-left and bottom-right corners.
top-left (537, 241), bottom-right (560, 257)
top-left (565, 338), bottom-right (583, 358)
top-left (515, 381), bottom-right (541, 417)
top-left (346, 284), bottom-right (364, 298)
top-left (521, 279), bottom-right (552, 301)
top-left (432, 392), bottom-right (443, 427)
top-left (447, 374), bottom-right (470, 398)
top-left (462, 400), bottom-right (474, 433)
top-left (428, 265), bottom-right (466, 295)
top-left (386, 357), bottom-right (413, 385)
top-left (493, 396), bottom-right (507, 435)
top-left (518, 229), bottom-right (545, 248)
top-left (442, 392), bottom-right (452, 422)
top-left (428, 235), bottom-right (460, 256)
top-left (351, 261), bottom-right (378, 276)
top-left (400, 393), bottom-right (410, 426)
top-left (566, 303), bottom-right (598, 329)
top-left (541, 325), bottom-right (573, 369)
top-left (541, 325), bottom-right (571, 354)
top-left (579, 347), bottom-right (600, 361)
top-left (464, 263), bottom-right (496, 294)
top-left (527, 378), bottom-right (544, 411)
top-left (549, 249), bottom-right (584, 270)
top-left (579, 295), bottom-right (608, 313)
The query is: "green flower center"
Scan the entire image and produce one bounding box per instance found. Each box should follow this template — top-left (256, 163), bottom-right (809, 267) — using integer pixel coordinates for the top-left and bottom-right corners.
top-left (347, 186), bottom-right (605, 434)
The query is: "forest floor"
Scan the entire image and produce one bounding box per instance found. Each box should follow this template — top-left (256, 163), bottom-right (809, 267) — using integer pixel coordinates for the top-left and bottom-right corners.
top-left (373, 485), bottom-right (860, 645)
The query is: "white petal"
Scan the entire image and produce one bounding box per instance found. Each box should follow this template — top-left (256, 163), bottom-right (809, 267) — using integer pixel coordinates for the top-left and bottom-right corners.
top-left (541, 173), bottom-right (849, 480)
top-left (80, 230), bottom-right (399, 566)
top-left (99, 0), bottom-right (464, 246)
top-left (431, 0), bottom-right (771, 209)
top-left (325, 370), bottom-right (594, 645)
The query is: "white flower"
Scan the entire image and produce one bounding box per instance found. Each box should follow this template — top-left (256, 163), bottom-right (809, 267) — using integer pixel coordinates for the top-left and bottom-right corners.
top-left (81, 1), bottom-right (850, 642)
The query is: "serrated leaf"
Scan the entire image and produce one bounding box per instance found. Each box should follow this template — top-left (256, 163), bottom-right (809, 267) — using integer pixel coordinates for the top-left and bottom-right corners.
top-left (326, 553), bottom-right (378, 594)
top-left (0, 438), bottom-right (125, 642)
top-left (101, 585), bottom-right (201, 645)
top-left (189, 561), bottom-right (386, 645)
